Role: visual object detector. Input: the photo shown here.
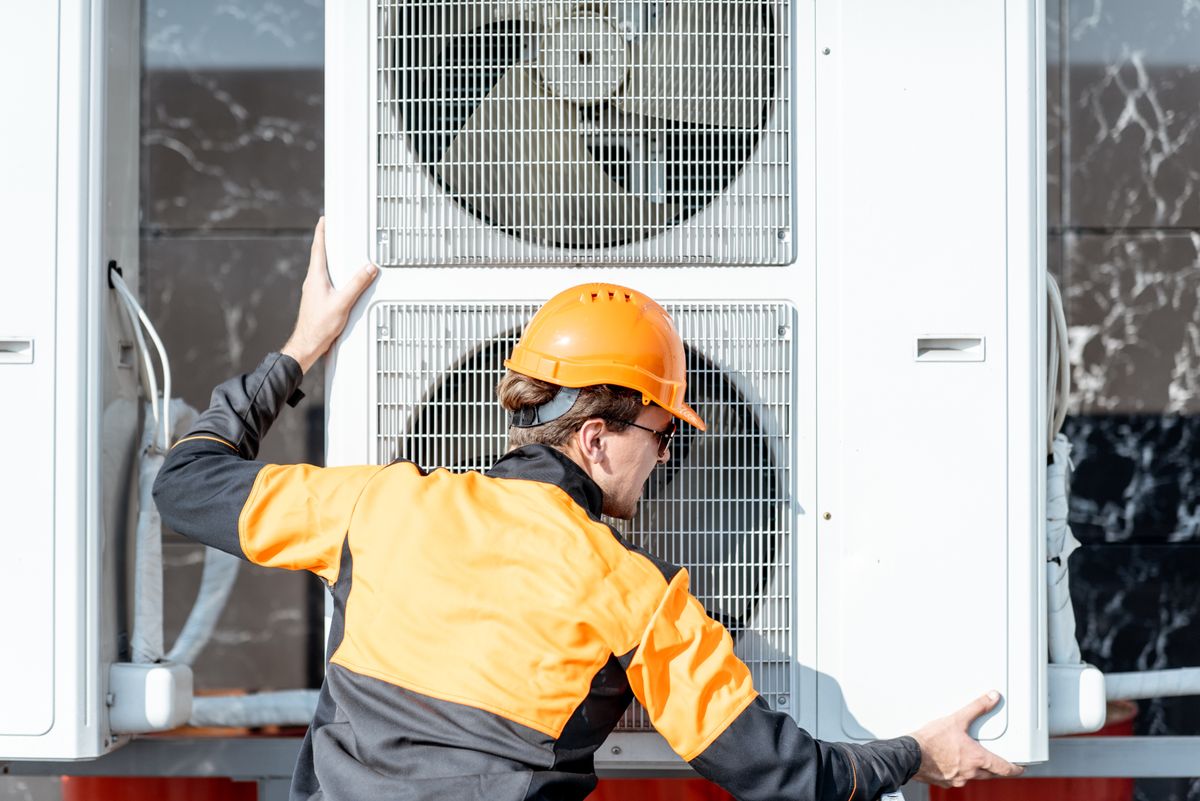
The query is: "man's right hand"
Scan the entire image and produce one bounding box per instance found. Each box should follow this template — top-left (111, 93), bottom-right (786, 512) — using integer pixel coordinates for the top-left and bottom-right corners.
top-left (909, 691), bottom-right (1025, 788)
top-left (282, 217), bottom-right (379, 375)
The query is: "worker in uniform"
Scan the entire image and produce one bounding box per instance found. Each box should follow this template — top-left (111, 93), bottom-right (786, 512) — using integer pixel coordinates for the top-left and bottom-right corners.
top-left (154, 219), bottom-right (1022, 800)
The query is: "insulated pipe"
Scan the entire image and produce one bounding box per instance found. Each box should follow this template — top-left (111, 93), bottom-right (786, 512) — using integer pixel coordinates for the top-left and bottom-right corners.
top-left (1046, 433), bottom-right (1082, 666)
top-left (189, 690), bottom-right (320, 728)
top-left (131, 413), bottom-right (166, 663)
top-left (1106, 669), bottom-right (1200, 701)
top-left (132, 399), bottom-right (198, 664)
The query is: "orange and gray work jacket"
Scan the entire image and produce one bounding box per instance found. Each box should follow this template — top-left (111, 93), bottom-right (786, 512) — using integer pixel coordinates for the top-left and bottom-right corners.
top-left (153, 353), bottom-right (922, 801)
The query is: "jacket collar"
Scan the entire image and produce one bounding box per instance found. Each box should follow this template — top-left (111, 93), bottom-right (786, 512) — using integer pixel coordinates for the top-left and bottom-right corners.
top-left (487, 444), bottom-right (604, 520)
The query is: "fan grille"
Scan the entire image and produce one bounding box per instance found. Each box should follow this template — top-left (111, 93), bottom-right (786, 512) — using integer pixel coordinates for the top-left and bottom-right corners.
top-left (372, 302), bottom-right (796, 729)
top-left (375, 0), bottom-right (793, 264)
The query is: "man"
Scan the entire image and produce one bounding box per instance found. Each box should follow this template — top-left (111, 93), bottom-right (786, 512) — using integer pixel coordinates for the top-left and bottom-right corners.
top-left (154, 219), bottom-right (1022, 800)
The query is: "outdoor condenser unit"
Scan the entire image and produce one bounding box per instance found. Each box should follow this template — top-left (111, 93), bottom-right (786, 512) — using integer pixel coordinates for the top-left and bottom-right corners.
top-left (0, 1), bottom-right (143, 760)
top-left (326, 0), bottom-right (1047, 767)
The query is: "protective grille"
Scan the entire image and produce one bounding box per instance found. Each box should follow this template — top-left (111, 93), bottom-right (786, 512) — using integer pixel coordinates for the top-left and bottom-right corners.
top-left (373, 302), bottom-right (796, 729)
top-left (375, 0), bottom-right (792, 265)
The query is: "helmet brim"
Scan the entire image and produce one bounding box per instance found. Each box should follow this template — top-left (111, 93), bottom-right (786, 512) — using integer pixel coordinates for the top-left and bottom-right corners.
top-left (672, 402), bottom-right (706, 432)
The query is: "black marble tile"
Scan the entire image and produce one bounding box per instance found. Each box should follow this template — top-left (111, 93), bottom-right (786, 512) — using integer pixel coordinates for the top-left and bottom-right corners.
top-left (1047, 0), bottom-right (1065, 230)
top-left (1048, 231), bottom-right (1066, 286)
top-left (141, 69), bottom-right (324, 232)
top-left (140, 0), bottom-right (324, 232)
top-left (1070, 544), bottom-right (1200, 733)
top-left (143, 0), bottom-right (323, 71)
top-left (1064, 0), bottom-right (1200, 229)
top-left (1135, 779), bottom-right (1200, 801)
top-left (140, 235), bottom-right (326, 437)
top-left (1063, 233), bottom-right (1200, 415)
top-left (1063, 415), bottom-right (1200, 544)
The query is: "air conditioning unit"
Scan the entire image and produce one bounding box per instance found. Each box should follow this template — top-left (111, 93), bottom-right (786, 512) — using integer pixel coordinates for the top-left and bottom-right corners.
top-left (324, 0), bottom-right (1046, 765)
top-left (0, 0), bottom-right (143, 760)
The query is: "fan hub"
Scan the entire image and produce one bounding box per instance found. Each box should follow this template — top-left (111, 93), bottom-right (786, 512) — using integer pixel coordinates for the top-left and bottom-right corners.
top-left (538, 11), bottom-right (628, 104)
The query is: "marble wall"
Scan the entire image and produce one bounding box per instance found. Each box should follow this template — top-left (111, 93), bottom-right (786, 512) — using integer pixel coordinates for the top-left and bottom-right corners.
top-left (1051, 0), bottom-right (1200, 798)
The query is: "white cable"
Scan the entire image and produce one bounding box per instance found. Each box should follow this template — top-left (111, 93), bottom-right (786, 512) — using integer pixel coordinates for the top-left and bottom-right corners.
top-left (1046, 272), bottom-right (1071, 442)
top-left (1047, 285), bottom-right (1060, 451)
top-left (111, 271), bottom-right (172, 451)
top-left (189, 690), bottom-right (320, 728)
top-left (114, 283), bottom-right (160, 437)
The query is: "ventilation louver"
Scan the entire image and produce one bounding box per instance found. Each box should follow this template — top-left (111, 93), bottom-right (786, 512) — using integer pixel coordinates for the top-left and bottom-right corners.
top-left (373, 302), bottom-right (796, 728)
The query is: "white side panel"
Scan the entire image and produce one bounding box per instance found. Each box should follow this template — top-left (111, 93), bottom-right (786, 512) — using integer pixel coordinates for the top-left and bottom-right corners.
top-left (0, 1), bottom-right (62, 738)
top-left (0, 0), bottom-right (135, 760)
top-left (814, 0), bottom-right (1042, 762)
top-left (1004, 0), bottom-right (1048, 761)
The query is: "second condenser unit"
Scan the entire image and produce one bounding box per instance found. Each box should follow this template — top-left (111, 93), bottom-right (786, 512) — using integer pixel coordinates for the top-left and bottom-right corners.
top-left (325, 0), bottom-right (1047, 764)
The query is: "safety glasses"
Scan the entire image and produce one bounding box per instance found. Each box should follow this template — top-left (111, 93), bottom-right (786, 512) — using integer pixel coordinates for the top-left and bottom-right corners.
top-left (618, 418), bottom-right (678, 454)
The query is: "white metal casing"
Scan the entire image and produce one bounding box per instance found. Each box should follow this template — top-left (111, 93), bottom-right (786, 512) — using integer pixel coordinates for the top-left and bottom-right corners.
top-left (325, 0), bottom-right (1047, 765)
top-left (0, 0), bottom-right (141, 760)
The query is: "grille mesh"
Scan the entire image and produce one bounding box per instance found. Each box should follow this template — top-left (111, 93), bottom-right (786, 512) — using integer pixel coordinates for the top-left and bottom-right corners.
top-left (375, 0), bottom-right (792, 264)
top-left (373, 302), bottom-right (796, 728)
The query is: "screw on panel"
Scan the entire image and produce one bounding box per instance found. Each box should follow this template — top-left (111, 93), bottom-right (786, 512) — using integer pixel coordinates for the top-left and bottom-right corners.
top-left (776, 228), bottom-right (790, 243)
top-left (777, 694), bottom-right (790, 708)
top-left (777, 325), bottom-right (792, 341)
top-left (378, 326), bottom-right (390, 339)
top-left (823, 512), bottom-right (832, 520)
top-left (822, 47), bottom-right (831, 55)
top-left (610, 746), bottom-right (622, 755)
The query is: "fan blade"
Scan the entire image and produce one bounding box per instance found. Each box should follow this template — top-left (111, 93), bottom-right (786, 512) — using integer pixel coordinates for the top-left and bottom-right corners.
top-left (400, 2), bottom-right (582, 67)
top-left (388, 3), bottom-right (540, 76)
top-left (437, 66), bottom-right (678, 249)
top-left (615, 1), bottom-right (773, 128)
top-left (407, 3), bottom-right (516, 38)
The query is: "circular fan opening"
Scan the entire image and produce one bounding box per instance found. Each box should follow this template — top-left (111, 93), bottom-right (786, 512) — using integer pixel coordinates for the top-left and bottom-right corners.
top-left (385, 2), bottom-right (779, 249)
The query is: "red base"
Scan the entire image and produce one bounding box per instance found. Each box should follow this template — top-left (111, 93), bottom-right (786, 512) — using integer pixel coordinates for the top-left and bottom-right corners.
top-left (61, 777), bottom-right (258, 801)
top-left (591, 779), bottom-right (735, 800)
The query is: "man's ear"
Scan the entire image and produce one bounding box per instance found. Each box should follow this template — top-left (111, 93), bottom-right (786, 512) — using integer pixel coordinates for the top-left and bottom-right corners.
top-left (574, 418), bottom-right (609, 466)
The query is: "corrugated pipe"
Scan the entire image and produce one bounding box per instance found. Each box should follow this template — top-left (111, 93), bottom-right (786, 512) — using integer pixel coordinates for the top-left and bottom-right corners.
top-left (132, 398), bottom-right (199, 663)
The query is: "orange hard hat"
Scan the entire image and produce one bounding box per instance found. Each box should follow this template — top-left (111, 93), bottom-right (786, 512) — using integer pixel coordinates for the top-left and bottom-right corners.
top-left (505, 283), bottom-right (706, 431)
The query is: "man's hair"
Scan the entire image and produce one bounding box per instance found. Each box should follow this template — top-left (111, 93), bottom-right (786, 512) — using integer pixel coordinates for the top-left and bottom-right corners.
top-left (496, 370), bottom-right (644, 449)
